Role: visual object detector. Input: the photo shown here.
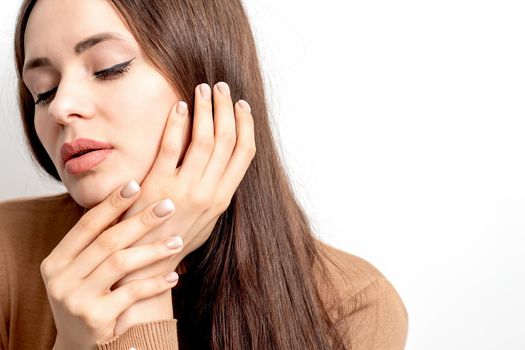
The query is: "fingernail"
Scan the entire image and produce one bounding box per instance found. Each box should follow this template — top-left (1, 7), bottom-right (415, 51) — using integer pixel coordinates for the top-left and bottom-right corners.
top-left (153, 199), bottom-right (175, 217)
top-left (164, 236), bottom-right (183, 249)
top-left (164, 271), bottom-right (179, 283)
top-left (120, 180), bottom-right (140, 198)
top-left (216, 82), bottom-right (230, 97)
top-left (238, 100), bottom-right (251, 113)
top-left (199, 83), bottom-right (211, 100)
top-left (176, 101), bottom-right (187, 115)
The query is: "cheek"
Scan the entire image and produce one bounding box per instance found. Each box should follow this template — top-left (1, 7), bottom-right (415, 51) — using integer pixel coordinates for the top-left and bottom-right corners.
top-left (122, 86), bottom-right (173, 139)
top-left (118, 68), bottom-right (176, 124)
top-left (109, 71), bottom-right (178, 163)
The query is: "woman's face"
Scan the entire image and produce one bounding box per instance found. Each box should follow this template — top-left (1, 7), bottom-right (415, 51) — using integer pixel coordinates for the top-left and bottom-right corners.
top-left (22, 0), bottom-right (188, 209)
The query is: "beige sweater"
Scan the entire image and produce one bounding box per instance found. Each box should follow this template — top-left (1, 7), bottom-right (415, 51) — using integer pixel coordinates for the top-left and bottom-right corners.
top-left (0, 193), bottom-right (408, 349)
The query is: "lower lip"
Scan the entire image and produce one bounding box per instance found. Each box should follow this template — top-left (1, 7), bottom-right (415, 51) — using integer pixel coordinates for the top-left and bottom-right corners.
top-left (65, 149), bottom-right (113, 175)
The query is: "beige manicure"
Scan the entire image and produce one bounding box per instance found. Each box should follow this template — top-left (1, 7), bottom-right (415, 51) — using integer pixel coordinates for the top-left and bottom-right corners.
top-left (153, 199), bottom-right (175, 217)
top-left (199, 83), bottom-right (211, 100)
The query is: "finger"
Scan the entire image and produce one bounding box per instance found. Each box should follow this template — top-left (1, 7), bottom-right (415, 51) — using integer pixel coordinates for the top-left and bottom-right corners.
top-left (148, 101), bottom-right (189, 176)
top-left (79, 236), bottom-right (183, 296)
top-left (199, 82), bottom-right (237, 189)
top-left (47, 180), bottom-right (142, 263)
top-left (177, 83), bottom-right (215, 186)
top-left (215, 100), bottom-right (256, 201)
top-left (170, 98), bottom-right (252, 255)
top-left (62, 198), bottom-right (176, 281)
top-left (98, 271), bottom-right (179, 321)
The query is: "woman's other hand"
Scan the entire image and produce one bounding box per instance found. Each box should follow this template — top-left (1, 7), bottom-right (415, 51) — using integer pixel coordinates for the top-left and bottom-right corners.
top-left (113, 82), bottom-right (256, 283)
top-left (109, 81), bottom-right (255, 336)
top-left (41, 181), bottom-right (183, 349)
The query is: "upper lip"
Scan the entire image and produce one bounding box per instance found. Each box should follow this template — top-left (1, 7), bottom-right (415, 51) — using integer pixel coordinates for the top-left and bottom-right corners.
top-left (61, 138), bottom-right (113, 163)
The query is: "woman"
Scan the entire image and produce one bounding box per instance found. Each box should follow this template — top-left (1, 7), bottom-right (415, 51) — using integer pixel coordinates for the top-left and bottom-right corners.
top-left (0, 0), bottom-right (408, 349)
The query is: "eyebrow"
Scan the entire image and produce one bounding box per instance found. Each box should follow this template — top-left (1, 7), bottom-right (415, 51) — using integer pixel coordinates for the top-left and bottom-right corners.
top-left (22, 32), bottom-right (128, 75)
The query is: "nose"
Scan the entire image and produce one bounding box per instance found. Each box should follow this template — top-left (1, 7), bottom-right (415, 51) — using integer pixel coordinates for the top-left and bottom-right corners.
top-left (47, 79), bottom-right (95, 125)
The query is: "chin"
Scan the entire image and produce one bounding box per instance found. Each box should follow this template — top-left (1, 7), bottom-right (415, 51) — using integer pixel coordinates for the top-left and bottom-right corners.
top-left (65, 173), bottom-right (121, 209)
top-left (70, 187), bottom-right (109, 209)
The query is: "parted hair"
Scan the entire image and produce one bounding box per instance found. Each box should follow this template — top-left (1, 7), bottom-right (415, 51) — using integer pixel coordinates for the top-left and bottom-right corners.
top-left (14, 0), bottom-right (348, 348)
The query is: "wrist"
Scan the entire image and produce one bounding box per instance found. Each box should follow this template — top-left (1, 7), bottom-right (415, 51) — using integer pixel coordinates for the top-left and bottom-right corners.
top-left (114, 289), bottom-right (174, 336)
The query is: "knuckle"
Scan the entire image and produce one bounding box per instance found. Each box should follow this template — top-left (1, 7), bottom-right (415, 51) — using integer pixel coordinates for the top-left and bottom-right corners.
top-left (156, 276), bottom-right (168, 290)
top-left (195, 137), bottom-right (214, 152)
top-left (108, 251), bottom-right (129, 272)
top-left (161, 140), bottom-right (180, 158)
top-left (242, 147), bottom-right (255, 162)
top-left (110, 190), bottom-right (127, 207)
top-left (64, 295), bottom-right (83, 316)
top-left (83, 313), bottom-right (105, 331)
top-left (219, 131), bottom-right (236, 148)
top-left (97, 233), bottom-right (120, 253)
top-left (46, 279), bottom-right (63, 301)
top-left (126, 281), bottom-right (144, 300)
top-left (77, 217), bottom-right (100, 234)
top-left (140, 209), bottom-right (158, 227)
top-left (89, 305), bottom-right (111, 325)
top-left (40, 259), bottom-right (52, 277)
top-left (240, 109), bottom-right (254, 123)
top-left (217, 198), bottom-right (231, 213)
top-left (243, 138), bottom-right (256, 158)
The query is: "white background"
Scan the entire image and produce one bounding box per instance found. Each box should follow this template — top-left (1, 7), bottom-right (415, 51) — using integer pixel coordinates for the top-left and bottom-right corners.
top-left (2, 1), bottom-right (525, 349)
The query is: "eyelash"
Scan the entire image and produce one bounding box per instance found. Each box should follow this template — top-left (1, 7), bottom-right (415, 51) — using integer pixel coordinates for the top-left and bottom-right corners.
top-left (34, 58), bottom-right (136, 106)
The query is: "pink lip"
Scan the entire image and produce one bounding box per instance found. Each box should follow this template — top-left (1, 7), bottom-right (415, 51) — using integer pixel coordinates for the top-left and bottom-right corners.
top-left (64, 148), bottom-right (113, 175)
top-left (61, 138), bottom-right (113, 164)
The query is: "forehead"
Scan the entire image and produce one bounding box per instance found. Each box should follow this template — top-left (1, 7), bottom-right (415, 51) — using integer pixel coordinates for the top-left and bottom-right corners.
top-left (24, 0), bottom-right (134, 57)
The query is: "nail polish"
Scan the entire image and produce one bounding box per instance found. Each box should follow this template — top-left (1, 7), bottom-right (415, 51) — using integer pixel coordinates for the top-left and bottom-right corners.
top-left (199, 84), bottom-right (211, 100)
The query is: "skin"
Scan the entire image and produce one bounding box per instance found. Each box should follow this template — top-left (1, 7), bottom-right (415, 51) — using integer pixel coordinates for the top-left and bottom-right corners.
top-left (23, 0), bottom-right (189, 209)
top-left (23, 0), bottom-right (256, 341)
top-left (42, 190), bottom-right (184, 349)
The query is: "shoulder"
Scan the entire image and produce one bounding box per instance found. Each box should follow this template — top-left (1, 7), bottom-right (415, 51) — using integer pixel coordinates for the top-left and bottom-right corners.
top-left (313, 240), bottom-right (388, 295)
top-left (0, 193), bottom-right (84, 345)
top-left (0, 193), bottom-right (84, 261)
top-left (0, 192), bottom-right (74, 225)
top-left (312, 239), bottom-right (409, 349)
top-left (312, 239), bottom-right (399, 302)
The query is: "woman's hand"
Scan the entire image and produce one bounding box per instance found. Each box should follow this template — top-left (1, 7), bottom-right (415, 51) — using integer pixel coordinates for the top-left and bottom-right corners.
top-left (41, 181), bottom-right (184, 349)
top-left (109, 81), bottom-right (256, 336)
top-left (113, 82), bottom-right (256, 283)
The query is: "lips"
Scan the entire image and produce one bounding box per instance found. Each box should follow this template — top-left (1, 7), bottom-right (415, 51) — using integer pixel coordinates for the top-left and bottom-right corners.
top-left (61, 138), bottom-right (113, 164)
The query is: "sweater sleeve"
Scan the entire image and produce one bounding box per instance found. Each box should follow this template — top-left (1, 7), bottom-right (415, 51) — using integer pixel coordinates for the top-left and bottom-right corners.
top-left (96, 319), bottom-right (179, 350)
top-left (336, 278), bottom-right (409, 350)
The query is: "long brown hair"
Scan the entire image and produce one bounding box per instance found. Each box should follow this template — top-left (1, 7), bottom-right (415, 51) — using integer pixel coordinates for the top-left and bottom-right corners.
top-left (14, 1), bottom-right (349, 348)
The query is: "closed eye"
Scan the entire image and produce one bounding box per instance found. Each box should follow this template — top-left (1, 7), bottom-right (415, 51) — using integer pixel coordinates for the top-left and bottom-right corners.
top-left (34, 57), bottom-right (136, 106)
